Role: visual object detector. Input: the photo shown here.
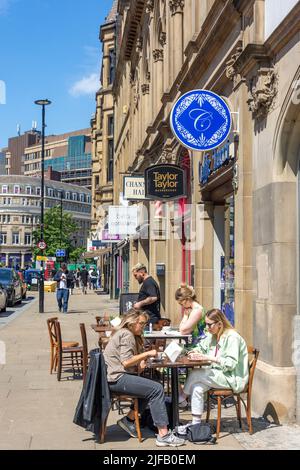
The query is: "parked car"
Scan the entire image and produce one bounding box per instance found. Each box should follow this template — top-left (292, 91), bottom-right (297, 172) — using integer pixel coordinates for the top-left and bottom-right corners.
top-left (0, 284), bottom-right (8, 312)
top-left (24, 269), bottom-right (41, 291)
top-left (0, 268), bottom-right (23, 307)
top-left (17, 271), bottom-right (27, 300)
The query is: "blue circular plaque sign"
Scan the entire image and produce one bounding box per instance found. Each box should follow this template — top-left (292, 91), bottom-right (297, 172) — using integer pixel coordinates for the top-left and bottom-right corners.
top-left (170, 89), bottom-right (232, 151)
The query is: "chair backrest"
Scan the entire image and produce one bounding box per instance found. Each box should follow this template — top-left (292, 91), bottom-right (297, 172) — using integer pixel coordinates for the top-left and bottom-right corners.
top-left (247, 346), bottom-right (259, 393)
top-left (54, 320), bottom-right (63, 354)
top-left (80, 323), bottom-right (88, 358)
top-left (47, 317), bottom-right (58, 347)
top-left (95, 316), bottom-right (101, 326)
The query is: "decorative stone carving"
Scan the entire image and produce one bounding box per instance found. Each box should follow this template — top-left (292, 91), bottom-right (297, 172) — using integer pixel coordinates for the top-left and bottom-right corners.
top-left (226, 47), bottom-right (243, 82)
top-left (141, 83), bottom-right (150, 95)
top-left (159, 31), bottom-right (166, 47)
top-left (146, 0), bottom-right (154, 13)
top-left (153, 49), bottom-right (164, 62)
top-left (247, 68), bottom-right (278, 119)
top-left (136, 37), bottom-right (143, 53)
top-left (146, 71), bottom-right (151, 82)
top-left (169, 0), bottom-right (185, 15)
top-left (161, 149), bottom-right (177, 164)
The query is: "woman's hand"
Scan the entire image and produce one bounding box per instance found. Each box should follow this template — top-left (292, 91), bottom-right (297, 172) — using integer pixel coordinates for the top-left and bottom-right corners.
top-left (138, 360), bottom-right (147, 373)
top-left (146, 349), bottom-right (158, 358)
top-left (188, 352), bottom-right (212, 362)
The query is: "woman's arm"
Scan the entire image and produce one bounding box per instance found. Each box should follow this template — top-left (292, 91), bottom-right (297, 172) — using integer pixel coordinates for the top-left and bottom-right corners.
top-left (179, 306), bottom-right (203, 335)
top-left (122, 349), bottom-right (157, 369)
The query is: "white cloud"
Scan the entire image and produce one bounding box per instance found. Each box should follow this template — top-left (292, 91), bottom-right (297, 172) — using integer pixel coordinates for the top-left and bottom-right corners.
top-left (69, 73), bottom-right (100, 97)
top-left (0, 0), bottom-right (15, 15)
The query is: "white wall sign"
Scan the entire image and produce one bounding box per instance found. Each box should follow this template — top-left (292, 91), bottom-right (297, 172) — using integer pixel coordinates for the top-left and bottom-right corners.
top-left (123, 176), bottom-right (145, 200)
top-left (108, 206), bottom-right (138, 235)
top-left (265, 0), bottom-right (298, 39)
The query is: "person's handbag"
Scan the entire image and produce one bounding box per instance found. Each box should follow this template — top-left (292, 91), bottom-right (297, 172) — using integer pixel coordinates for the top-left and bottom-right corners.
top-left (186, 423), bottom-right (216, 445)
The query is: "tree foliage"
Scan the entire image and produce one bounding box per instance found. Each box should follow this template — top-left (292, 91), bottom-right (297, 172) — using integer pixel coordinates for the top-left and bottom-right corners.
top-left (32, 206), bottom-right (84, 260)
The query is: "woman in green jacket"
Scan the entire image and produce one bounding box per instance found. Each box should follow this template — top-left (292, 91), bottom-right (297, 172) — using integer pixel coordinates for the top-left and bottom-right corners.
top-left (178, 308), bottom-right (249, 433)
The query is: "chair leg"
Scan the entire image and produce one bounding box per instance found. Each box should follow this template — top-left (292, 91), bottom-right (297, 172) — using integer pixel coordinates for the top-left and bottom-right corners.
top-left (216, 397), bottom-right (222, 439)
top-left (57, 351), bottom-right (62, 381)
top-left (206, 393), bottom-right (211, 423)
top-left (236, 395), bottom-right (242, 429)
top-left (133, 398), bottom-right (142, 442)
top-left (100, 413), bottom-right (110, 444)
top-left (50, 346), bottom-right (54, 374)
top-left (246, 395), bottom-right (253, 434)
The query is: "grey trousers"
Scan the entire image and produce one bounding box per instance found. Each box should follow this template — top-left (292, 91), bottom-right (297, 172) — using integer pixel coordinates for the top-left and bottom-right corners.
top-left (109, 373), bottom-right (169, 428)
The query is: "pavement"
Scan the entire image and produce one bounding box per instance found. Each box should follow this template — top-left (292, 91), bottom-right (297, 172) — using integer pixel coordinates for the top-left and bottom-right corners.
top-left (0, 288), bottom-right (299, 451)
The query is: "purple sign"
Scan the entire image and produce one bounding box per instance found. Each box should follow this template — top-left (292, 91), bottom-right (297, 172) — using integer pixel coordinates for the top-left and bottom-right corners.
top-left (101, 230), bottom-right (122, 243)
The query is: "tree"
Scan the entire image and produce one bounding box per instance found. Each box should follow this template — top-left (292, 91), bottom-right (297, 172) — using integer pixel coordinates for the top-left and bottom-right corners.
top-left (32, 206), bottom-right (83, 260)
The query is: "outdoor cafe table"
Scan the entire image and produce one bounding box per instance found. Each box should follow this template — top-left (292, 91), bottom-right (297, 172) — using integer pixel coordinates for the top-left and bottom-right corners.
top-left (91, 324), bottom-right (113, 347)
top-left (147, 356), bottom-right (211, 428)
top-left (143, 330), bottom-right (192, 346)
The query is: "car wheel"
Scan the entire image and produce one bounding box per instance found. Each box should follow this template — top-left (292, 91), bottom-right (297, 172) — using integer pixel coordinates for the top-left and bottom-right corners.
top-left (22, 293), bottom-right (26, 300)
top-left (8, 293), bottom-right (15, 307)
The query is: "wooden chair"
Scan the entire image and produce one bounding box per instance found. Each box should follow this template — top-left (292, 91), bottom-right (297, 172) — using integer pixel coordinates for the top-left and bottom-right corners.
top-left (54, 320), bottom-right (85, 381)
top-left (79, 323), bottom-right (89, 382)
top-left (46, 317), bottom-right (79, 374)
top-left (100, 395), bottom-right (142, 444)
top-left (206, 346), bottom-right (260, 439)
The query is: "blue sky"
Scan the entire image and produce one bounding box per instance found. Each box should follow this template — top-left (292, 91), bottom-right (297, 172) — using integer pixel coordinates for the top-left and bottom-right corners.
top-left (0, 0), bottom-right (114, 148)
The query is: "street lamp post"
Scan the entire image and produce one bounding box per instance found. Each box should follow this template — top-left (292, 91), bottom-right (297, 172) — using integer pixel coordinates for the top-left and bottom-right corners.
top-left (35, 99), bottom-right (51, 313)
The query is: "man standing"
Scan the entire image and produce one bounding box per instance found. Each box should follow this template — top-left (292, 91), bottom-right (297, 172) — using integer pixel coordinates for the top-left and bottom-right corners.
top-left (132, 263), bottom-right (161, 325)
top-left (54, 263), bottom-right (70, 313)
top-left (79, 265), bottom-right (89, 294)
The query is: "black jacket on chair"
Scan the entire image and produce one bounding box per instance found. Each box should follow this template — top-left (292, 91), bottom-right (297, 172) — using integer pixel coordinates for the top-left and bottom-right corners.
top-left (73, 348), bottom-right (111, 439)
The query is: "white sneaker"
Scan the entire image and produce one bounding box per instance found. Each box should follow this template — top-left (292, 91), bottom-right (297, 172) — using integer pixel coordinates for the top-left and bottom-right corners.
top-left (176, 422), bottom-right (192, 436)
top-left (156, 431), bottom-right (185, 447)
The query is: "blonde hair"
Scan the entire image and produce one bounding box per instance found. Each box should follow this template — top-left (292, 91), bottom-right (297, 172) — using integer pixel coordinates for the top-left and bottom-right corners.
top-left (175, 283), bottom-right (197, 302)
top-left (113, 308), bottom-right (149, 353)
top-left (206, 308), bottom-right (234, 341)
top-left (132, 263), bottom-right (147, 273)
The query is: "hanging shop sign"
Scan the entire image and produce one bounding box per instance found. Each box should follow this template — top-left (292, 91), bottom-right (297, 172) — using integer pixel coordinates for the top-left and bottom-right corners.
top-left (100, 230), bottom-right (123, 243)
top-left (145, 164), bottom-right (186, 200)
top-left (170, 89), bottom-right (232, 152)
top-left (108, 206), bottom-right (138, 235)
top-left (199, 142), bottom-right (234, 185)
top-left (123, 175), bottom-right (145, 200)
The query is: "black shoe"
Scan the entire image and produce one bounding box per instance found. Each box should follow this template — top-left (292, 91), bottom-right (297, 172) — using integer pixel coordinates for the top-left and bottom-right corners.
top-left (117, 417), bottom-right (138, 438)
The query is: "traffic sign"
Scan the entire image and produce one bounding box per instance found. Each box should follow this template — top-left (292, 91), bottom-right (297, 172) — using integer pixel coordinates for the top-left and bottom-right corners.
top-left (56, 249), bottom-right (66, 257)
top-left (170, 89), bottom-right (232, 151)
top-left (37, 240), bottom-right (47, 250)
top-left (36, 256), bottom-right (47, 261)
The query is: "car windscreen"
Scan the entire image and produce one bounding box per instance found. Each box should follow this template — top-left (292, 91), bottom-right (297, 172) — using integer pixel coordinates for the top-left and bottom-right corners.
top-left (0, 270), bottom-right (12, 283)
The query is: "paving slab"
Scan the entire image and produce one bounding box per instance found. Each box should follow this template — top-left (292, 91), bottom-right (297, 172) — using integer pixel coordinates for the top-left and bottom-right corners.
top-left (1, 289), bottom-right (299, 450)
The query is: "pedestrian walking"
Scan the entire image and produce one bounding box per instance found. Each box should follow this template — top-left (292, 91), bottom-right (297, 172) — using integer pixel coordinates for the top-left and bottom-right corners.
top-left (75, 268), bottom-right (81, 289)
top-left (132, 263), bottom-right (161, 326)
top-left (54, 263), bottom-right (71, 313)
top-left (79, 266), bottom-right (88, 294)
top-left (90, 268), bottom-right (98, 290)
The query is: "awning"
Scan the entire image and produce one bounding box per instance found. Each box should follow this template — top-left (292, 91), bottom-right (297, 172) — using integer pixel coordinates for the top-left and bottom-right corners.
top-left (82, 248), bottom-right (112, 259)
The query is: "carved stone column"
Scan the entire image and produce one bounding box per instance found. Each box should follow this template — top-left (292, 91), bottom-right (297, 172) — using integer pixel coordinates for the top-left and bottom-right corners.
top-left (169, 0), bottom-right (184, 75)
top-left (153, 49), bottom-right (164, 108)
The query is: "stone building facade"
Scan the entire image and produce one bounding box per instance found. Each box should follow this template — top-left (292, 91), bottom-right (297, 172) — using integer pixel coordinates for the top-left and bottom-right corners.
top-left (92, 0), bottom-right (300, 423)
top-left (0, 176), bottom-right (91, 268)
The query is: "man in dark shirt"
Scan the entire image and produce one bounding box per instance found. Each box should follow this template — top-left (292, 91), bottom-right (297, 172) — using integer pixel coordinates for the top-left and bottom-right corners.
top-left (132, 263), bottom-right (161, 324)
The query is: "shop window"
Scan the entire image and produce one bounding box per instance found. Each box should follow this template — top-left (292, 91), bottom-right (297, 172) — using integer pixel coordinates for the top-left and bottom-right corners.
top-left (12, 232), bottom-right (19, 244)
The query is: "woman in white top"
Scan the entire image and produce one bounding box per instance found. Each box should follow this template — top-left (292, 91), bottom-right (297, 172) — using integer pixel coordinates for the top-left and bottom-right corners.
top-left (175, 283), bottom-right (205, 338)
